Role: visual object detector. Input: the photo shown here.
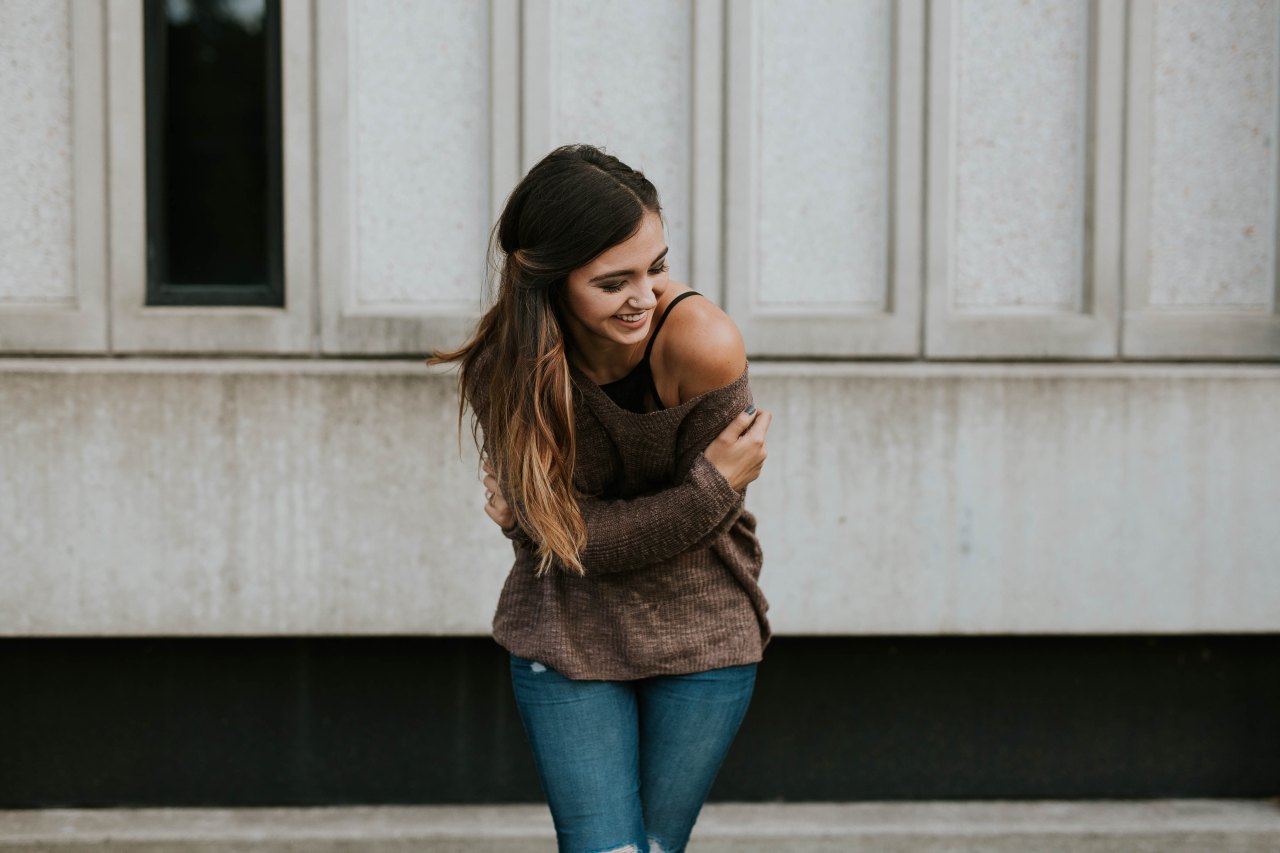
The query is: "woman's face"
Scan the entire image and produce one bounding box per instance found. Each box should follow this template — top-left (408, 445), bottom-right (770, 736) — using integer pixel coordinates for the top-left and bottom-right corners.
top-left (561, 210), bottom-right (670, 356)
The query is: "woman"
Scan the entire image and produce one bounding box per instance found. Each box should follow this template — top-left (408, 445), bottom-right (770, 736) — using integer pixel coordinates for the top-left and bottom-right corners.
top-left (429, 144), bottom-right (772, 853)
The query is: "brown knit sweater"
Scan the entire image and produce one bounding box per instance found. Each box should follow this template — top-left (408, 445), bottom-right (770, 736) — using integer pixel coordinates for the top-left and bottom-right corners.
top-left (479, 358), bottom-right (771, 681)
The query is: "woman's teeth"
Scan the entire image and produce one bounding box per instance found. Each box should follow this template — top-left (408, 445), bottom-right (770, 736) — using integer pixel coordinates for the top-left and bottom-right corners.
top-left (616, 312), bottom-right (645, 322)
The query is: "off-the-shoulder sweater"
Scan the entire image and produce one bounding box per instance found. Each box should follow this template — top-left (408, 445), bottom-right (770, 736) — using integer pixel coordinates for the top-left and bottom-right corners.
top-left (480, 359), bottom-right (772, 681)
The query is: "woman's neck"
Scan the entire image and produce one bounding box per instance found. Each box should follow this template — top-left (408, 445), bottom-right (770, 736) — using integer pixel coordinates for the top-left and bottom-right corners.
top-left (565, 332), bottom-right (645, 385)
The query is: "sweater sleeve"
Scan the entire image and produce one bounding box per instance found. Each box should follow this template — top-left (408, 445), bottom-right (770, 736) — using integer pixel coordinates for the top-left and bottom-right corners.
top-left (557, 367), bottom-right (756, 575)
top-left (479, 363), bottom-right (755, 575)
top-left (570, 452), bottom-right (744, 574)
top-left (497, 450), bottom-right (745, 573)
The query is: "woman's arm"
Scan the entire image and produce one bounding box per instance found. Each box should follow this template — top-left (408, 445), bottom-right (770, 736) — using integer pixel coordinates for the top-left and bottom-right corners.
top-left (482, 301), bottom-right (771, 574)
top-left (487, 396), bottom-right (759, 571)
top-left (494, 391), bottom-right (768, 575)
top-left (571, 448), bottom-right (746, 572)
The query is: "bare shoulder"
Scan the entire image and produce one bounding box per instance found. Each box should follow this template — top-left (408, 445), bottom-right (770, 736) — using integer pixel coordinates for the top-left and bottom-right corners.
top-left (653, 287), bottom-right (747, 404)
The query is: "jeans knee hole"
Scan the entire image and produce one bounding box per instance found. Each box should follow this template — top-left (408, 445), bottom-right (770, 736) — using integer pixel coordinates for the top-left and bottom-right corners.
top-left (589, 845), bottom-right (639, 853)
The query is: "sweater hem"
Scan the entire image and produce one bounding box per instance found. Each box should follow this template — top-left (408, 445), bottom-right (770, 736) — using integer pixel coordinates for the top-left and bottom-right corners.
top-left (492, 632), bottom-right (765, 682)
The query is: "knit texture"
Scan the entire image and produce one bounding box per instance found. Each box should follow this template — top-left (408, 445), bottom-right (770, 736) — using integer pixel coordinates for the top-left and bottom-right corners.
top-left (480, 358), bottom-right (772, 681)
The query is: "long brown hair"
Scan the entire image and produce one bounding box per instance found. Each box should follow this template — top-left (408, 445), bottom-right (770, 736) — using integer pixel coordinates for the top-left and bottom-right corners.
top-left (428, 144), bottom-right (663, 577)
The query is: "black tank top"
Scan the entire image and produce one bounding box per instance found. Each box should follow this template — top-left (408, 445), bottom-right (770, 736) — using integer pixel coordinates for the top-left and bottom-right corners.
top-left (598, 290), bottom-right (702, 414)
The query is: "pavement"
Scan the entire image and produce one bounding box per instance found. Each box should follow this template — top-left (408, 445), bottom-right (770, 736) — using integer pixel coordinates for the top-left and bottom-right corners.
top-left (1, 799), bottom-right (1279, 851)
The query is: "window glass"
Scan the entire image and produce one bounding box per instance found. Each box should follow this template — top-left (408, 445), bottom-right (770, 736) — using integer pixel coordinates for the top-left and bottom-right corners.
top-left (144, 0), bottom-right (283, 306)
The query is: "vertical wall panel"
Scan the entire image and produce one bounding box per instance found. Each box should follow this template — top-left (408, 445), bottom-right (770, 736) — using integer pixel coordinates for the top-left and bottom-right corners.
top-left (0, 0), bottom-right (74, 304)
top-left (350, 0), bottom-right (490, 309)
top-left (756, 0), bottom-right (890, 309)
top-left (725, 0), bottom-right (923, 356)
top-left (951, 0), bottom-right (1086, 311)
top-left (523, 0), bottom-right (695, 287)
top-left (0, 0), bottom-right (106, 352)
top-left (1149, 1), bottom-right (1276, 309)
top-left (1124, 0), bottom-right (1280, 358)
top-left (319, 0), bottom-right (520, 354)
top-left (926, 0), bottom-right (1121, 359)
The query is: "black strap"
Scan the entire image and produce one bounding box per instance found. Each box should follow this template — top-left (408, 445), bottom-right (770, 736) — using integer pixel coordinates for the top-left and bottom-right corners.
top-left (642, 290), bottom-right (701, 409)
top-left (642, 291), bottom-right (701, 362)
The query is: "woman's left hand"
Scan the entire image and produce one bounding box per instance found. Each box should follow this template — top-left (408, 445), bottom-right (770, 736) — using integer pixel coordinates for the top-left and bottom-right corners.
top-left (481, 460), bottom-right (515, 529)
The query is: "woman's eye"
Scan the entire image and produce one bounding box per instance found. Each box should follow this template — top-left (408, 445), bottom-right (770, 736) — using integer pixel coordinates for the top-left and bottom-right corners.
top-left (601, 263), bottom-right (666, 293)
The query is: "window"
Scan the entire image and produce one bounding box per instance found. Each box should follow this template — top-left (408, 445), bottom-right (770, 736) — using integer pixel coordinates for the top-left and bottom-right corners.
top-left (107, 0), bottom-right (311, 353)
top-left (144, 0), bottom-right (283, 307)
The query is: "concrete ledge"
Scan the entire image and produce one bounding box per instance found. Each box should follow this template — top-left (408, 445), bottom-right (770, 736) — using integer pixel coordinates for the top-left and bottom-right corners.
top-left (1, 801), bottom-right (1278, 852)
top-left (3, 359), bottom-right (1279, 635)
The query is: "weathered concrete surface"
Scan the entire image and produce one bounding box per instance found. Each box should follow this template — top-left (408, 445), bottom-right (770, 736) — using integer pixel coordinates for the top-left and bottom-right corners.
top-left (1, 359), bottom-right (1277, 635)
top-left (0, 800), bottom-right (1278, 852)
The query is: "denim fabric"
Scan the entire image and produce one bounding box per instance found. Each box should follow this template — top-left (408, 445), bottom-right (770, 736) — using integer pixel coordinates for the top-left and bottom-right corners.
top-left (509, 653), bottom-right (758, 853)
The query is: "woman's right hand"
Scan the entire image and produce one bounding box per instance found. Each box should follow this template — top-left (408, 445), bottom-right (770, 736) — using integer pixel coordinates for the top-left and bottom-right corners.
top-left (704, 405), bottom-right (772, 491)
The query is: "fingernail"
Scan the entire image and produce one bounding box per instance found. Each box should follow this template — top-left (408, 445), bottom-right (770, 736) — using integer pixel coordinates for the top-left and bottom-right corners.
top-left (745, 403), bottom-right (756, 415)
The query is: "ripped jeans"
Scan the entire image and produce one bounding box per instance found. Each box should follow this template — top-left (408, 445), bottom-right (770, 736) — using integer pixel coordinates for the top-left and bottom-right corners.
top-left (508, 653), bottom-right (758, 853)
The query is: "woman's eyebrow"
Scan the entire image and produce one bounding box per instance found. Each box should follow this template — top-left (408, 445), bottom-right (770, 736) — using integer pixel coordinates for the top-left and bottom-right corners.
top-left (588, 247), bottom-right (669, 282)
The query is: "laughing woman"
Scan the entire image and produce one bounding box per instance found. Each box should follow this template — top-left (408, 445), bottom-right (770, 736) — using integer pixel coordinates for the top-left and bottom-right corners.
top-left (429, 144), bottom-right (772, 853)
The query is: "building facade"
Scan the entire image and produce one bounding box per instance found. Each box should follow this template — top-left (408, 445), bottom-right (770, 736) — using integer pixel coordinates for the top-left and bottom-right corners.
top-left (1, 0), bottom-right (1277, 806)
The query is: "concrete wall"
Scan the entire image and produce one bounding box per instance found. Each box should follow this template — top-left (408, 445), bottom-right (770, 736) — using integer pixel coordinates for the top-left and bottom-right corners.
top-left (1, 1), bottom-right (1278, 640)
top-left (2, 359), bottom-right (1276, 636)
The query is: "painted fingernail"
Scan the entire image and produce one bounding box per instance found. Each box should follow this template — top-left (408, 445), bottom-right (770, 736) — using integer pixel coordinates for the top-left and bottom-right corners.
top-left (745, 403), bottom-right (756, 415)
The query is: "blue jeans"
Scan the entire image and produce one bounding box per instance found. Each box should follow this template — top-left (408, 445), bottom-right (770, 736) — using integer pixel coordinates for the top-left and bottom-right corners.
top-left (509, 653), bottom-right (758, 853)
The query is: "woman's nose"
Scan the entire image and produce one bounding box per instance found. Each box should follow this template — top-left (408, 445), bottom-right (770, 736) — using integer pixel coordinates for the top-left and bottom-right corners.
top-left (630, 284), bottom-right (659, 311)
